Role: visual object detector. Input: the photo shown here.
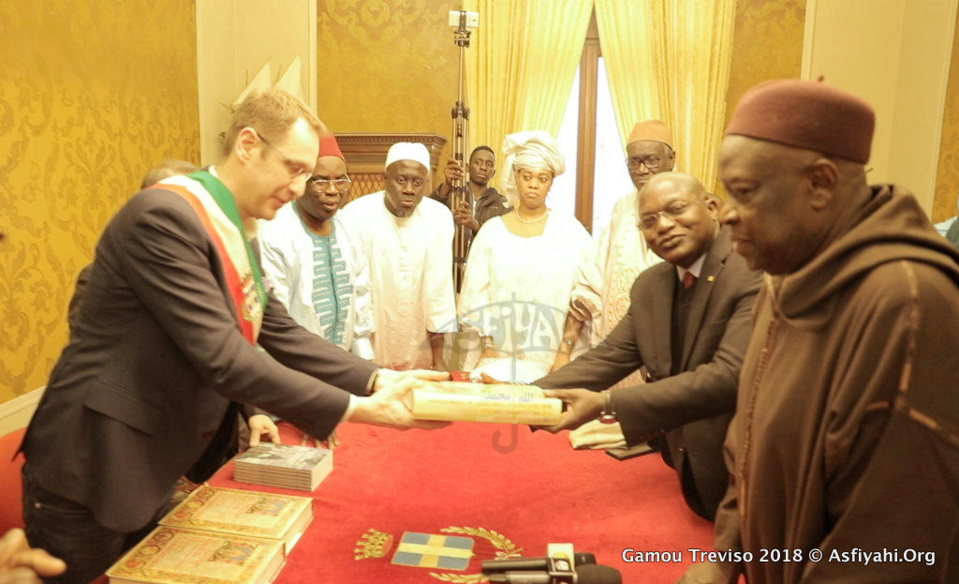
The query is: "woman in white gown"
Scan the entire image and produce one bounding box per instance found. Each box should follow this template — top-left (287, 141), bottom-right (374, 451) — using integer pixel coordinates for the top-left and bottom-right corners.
top-left (458, 131), bottom-right (591, 382)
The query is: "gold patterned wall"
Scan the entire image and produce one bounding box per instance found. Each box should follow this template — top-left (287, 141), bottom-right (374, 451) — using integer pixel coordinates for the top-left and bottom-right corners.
top-left (0, 1), bottom-right (200, 402)
top-left (724, 0), bottom-right (806, 161)
top-left (933, 8), bottom-right (959, 223)
top-left (315, 0), bottom-right (459, 171)
top-left (709, 0), bottom-right (805, 195)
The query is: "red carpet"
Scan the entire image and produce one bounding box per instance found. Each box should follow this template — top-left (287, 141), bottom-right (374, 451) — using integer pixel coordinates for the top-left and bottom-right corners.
top-left (0, 427), bottom-right (26, 533)
top-left (209, 422), bottom-right (716, 583)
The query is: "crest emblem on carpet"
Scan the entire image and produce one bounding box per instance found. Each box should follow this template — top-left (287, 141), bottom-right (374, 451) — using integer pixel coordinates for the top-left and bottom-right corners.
top-left (355, 526), bottom-right (522, 582)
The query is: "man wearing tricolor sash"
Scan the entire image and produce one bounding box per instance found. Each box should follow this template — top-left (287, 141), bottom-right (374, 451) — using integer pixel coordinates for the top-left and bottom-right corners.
top-left (19, 89), bottom-right (448, 584)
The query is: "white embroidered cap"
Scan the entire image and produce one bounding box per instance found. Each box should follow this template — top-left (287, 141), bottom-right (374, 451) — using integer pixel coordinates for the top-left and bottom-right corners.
top-left (385, 142), bottom-right (431, 172)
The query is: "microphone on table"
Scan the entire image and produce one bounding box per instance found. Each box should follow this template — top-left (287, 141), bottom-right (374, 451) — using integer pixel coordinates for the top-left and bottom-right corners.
top-left (482, 552), bottom-right (596, 573)
top-left (486, 564), bottom-right (622, 584)
top-left (483, 544), bottom-right (621, 584)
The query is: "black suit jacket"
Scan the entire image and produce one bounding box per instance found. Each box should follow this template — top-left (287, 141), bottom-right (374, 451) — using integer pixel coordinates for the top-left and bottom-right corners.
top-left (537, 229), bottom-right (760, 518)
top-left (22, 187), bottom-right (378, 532)
top-left (430, 186), bottom-right (509, 245)
top-left (473, 187), bottom-right (510, 228)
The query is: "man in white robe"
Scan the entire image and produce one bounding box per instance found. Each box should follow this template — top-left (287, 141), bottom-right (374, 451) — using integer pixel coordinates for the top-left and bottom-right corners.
top-left (259, 133), bottom-right (374, 358)
top-left (338, 142), bottom-right (457, 370)
top-left (551, 120), bottom-right (675, 386)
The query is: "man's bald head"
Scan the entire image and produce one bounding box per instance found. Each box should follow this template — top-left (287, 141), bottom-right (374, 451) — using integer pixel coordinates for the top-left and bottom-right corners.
top-left (642, 172), bottom-right (707, 202)
top-left (638, 172), bottom-right (719, 269)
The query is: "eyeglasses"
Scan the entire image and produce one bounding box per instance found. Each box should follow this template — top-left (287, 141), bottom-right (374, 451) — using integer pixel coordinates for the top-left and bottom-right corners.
top-left (250, 128), bottom-right (313, 182)
top-left (638, 199), bottom-right (693, 231)
top-left (308, 176), bottom-right (352, 192)
top-left (626, 155), bottom-right (664, 171)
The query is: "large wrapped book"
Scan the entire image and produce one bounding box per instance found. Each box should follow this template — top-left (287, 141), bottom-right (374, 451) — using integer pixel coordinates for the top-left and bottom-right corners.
top-left (159, 485), bottom-right (313, 553)
top-left (233, 442), bottom-right (333, 492)
top-left (410, 380), bottom-right (562, 425)
top-left (106, 526), bottom-right (284, 584)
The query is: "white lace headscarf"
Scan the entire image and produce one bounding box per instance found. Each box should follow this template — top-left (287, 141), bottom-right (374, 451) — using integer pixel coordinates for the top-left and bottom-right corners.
top-left (500, 130), bottom-right (565, 206)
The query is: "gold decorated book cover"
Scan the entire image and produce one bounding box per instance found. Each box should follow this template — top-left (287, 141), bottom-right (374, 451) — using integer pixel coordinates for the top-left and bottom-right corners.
top-left (106, 526), bottom-right (284, 584)
top-left (159, 485), bottom-right (313, 553)
top-left (410, 380), bottom-right (562, 425)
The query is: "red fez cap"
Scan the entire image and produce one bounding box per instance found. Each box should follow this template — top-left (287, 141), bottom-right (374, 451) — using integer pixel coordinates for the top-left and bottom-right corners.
top-left (318, 133), bottom-right (344, 160)
top-left (725, 79), bottom-right (875, 164)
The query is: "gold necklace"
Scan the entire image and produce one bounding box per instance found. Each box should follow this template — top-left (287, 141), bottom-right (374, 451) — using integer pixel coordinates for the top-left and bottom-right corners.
top-left (515, 210), bottom-right (547, 224)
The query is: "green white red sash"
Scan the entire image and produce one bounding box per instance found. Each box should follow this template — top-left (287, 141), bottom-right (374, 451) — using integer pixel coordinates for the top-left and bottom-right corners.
top-left (157, 170), bottom-right (266, 344)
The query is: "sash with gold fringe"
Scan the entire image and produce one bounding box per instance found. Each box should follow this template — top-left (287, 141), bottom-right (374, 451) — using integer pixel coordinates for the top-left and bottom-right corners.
top-left (157, 171), bottom-right (266, 344)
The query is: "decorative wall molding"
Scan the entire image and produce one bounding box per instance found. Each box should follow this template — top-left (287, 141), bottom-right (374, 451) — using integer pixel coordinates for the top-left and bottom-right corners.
top-left (0, 387), bottom-right (41, 437)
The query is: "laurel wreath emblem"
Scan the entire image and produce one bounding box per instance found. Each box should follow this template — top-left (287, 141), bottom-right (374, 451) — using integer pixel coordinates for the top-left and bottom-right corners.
top-left (428, 526), bottom-right (523, 582)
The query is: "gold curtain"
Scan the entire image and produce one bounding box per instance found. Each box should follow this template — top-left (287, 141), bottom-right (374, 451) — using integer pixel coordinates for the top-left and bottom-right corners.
top-left (464, 0), bottom-right (592, 182)
top-left (515, 1), bottom-right (594, 133)
top-left (595, 0), bottom-right (663, 146)
top-left (597, 0), bottom-right (737, 191)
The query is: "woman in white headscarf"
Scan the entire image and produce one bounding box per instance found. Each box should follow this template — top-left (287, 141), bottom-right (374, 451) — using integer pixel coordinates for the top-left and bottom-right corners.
top-left (458, 131), bottom-right (592, 382)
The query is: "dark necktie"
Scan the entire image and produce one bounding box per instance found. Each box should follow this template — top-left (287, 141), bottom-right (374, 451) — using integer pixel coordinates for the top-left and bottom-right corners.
top-left (683, 271), bottom-right (696, 289)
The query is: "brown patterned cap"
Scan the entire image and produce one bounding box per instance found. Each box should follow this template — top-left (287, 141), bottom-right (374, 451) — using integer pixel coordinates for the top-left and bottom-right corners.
top-left (628, 119), bottom-right (673, 148)
top-left (725, 79), bottom-right (875, 163)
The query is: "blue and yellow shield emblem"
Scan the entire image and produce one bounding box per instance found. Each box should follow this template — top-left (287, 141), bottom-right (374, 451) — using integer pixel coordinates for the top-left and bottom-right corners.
top-left (391, 532), bottom-right (475, 570)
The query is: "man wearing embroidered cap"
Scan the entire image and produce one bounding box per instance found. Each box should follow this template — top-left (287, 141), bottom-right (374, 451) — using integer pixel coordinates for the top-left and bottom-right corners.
top-left (679, 80), bottom-right (959, 583)
top-left (258, 133), bottom-right (374, 359)
top-left (338, 142), bottom-right (457, 370)
top-left (551, 120), bottom-right (673, 379)
top-left (19, 90), bottom-right (449, 583)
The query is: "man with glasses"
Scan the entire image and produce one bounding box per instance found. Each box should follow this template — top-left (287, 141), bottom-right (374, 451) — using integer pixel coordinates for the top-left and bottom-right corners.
top-left (551, 120), bottom-right (673, 378)
top-left (19, 89), bottom-right (448, 583)
top-left (680, 80), bottom-right (959, 584)
top-left (536, 172), bottom-right (760, 521)
top-left (338, 142), bottom-right (457, 371)
top-left (258, 133), bottom-right (373, 359)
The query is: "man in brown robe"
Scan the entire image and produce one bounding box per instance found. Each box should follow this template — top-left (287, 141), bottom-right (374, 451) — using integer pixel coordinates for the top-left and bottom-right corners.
top-left (680, 80), bottom-right (959, 583)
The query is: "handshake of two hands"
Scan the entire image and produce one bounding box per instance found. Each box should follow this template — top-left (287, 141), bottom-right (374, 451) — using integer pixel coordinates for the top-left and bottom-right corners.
top-left (350, 368), bottom-right (612, 436)
top-left (245, 369), bottom-right (452, 449)
top-left (338, 368), bottom-right (606, 435)
top-left (245, 369), bottom-right (610, 445)
top-left (348, 369), bottom-right (452, 431)
top-left (353, 367), bottom-right (613, 438)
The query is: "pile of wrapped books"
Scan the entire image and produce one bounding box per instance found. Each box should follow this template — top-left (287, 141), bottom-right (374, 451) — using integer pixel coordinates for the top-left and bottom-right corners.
top-left (234, 442), bottom-right (334, 492)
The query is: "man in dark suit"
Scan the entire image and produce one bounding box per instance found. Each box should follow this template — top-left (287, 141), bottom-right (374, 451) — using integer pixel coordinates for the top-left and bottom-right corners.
top-left (20, 88), bottom-right (446, 584)
top-left (538, 172), bottom-right (760, 520)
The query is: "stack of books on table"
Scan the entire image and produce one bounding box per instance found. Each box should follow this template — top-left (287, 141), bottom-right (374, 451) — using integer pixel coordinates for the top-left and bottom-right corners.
top-left (234, 442), bottom-right (333, 492)
top-left (106, 485), bottom-right (313, 584)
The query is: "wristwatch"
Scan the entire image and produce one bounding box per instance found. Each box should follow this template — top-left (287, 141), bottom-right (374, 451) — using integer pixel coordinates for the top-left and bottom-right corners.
top-left (598, 390), bottom-right (617, 424)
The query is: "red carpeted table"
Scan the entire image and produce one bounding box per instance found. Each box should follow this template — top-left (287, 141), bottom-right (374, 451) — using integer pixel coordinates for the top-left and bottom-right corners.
top-left (208, 421), bottom-right (716, 583)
